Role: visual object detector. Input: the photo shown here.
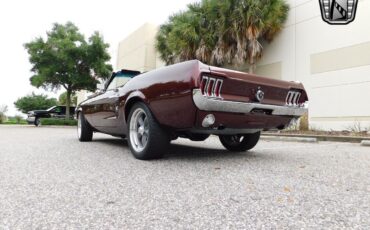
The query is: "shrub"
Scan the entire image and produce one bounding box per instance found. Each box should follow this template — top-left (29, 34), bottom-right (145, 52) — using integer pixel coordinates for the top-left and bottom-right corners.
top-left (4, 118), bottom-right (27, 125)
top-left (299, 113), bottom-right (309, 131)
top-left (14, 115), bottom-right (23, 124)
top-left (346, 121), bottom-right (368, 133)
top-left (39, 118), bottom-right (77, 126)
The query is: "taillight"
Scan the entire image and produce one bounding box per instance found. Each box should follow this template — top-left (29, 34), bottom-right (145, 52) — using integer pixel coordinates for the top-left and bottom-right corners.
top-left (200, 75), bottom-right (223, 98)
top-left (214, 79), bottom-right (222, 97)
top-left (200, 76), bottom-right (208, 95)
top-left (207, 78), bottom-right (215, 96)
top-left (285, 91), bottom-right (301, 106)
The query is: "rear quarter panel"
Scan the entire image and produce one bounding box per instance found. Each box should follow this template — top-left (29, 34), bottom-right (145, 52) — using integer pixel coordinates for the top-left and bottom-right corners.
top-left (123, 60), bottom-right (209, 129)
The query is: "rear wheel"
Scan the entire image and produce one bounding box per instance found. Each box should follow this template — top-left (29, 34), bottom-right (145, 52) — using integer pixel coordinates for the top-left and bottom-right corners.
top-left (219, 132), bottom-right (261, 152)
top-left (128, 102), bottom-right (169, 160)
top-left (77, 112), bottom-right (93, 142)
top-left (34, 117), bottom-right (40, 127)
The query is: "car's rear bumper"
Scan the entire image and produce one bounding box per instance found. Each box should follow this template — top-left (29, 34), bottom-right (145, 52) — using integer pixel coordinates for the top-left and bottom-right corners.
top-left (192, 89), bottom-right (308, 117)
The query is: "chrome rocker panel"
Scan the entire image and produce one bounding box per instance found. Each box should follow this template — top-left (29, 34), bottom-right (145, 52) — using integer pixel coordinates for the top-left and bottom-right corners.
top-left (193, 89), bottom-right (308, 116)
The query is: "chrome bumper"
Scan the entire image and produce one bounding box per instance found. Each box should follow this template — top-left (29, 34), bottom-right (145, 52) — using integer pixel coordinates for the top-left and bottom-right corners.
top-left (193, 89), bottom-right (308, 116)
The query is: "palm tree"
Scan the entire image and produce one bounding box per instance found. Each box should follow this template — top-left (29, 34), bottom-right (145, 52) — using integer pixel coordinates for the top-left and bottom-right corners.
top-left (208, 0), bottom-right (237, 66)
top-left (156, 22), bottom-right (175, 65)
top-left (156, 0), bottom-right (289, 73)
top-left (156, 8), bottom-right (207, 64)
top-left (240, 0), bottom-right (289, 73)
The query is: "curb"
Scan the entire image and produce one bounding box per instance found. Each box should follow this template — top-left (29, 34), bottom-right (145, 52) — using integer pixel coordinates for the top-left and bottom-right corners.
top-left (262, 133), bottom-right (370, 143)
top-left (0, 125), bottom-right (75, 128)
top-left (361, 140), bottom-right (370, 146)
top-left (36, 125), bottom-right (76, 128)
top-left (261, 135), bottom-right (317, 143)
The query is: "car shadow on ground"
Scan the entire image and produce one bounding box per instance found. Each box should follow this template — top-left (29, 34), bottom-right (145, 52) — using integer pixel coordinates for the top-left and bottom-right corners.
top-left (92, 137), bottom-right (263, 161)
top-left (93, 137), bottom-right (128, 147)
top-left (164, 143), bottom-right (261, 161)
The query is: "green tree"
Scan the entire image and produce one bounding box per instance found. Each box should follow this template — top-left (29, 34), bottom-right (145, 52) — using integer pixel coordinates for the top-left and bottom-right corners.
top-left (24, 22), bottom-right (112, 119)
top-left (156, 0), bottom-right (289, 73)
top-left (0, 105), bottom-right (8, 124)
top-left (59, 91), bottom-right (77, 106)
top-left (14, 93), bottom-right (57, 113)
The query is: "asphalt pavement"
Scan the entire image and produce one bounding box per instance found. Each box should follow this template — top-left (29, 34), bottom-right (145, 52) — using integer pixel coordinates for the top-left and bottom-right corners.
top-left (0, 125), bottom-right (369, 229)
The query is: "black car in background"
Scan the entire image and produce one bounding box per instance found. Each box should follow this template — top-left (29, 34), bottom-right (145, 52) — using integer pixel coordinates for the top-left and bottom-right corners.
top-left (27, 106), bottom-right (76, 126)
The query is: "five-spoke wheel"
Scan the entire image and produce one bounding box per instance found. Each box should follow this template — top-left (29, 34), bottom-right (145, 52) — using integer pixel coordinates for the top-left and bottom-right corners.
top-left (129, 108), bottom-right (150, 153)
top-left (127, 102), bottom-right (169, 160)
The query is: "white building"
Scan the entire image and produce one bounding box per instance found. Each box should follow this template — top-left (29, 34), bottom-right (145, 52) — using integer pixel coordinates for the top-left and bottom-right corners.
top-left (116, 23), bottom-right (165, 72)
top-left (115, 0), bottom-right (370, 131)
top-left (254, 0), bottom-right (370, 131)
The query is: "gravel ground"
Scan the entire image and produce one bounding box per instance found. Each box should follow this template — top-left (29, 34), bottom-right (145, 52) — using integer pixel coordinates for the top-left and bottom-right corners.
top-left (0, 125), bottom-right (369, 229)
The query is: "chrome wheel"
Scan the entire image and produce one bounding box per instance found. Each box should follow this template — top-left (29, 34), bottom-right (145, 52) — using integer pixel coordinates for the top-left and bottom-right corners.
top-left (77, 114), bottom-right (82, 139)
top-left (129, 108), bottom-right (149, 152)
top-left (127, 102), bottom-right (169, 160)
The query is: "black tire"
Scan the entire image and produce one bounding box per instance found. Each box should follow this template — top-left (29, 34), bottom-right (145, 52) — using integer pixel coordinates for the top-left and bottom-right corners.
top-left (188, 133), bottom-right (210, 141)
top-left (219, 132), bottom-right (261, 152)
top-left (77, 112), bottom-right (93, 142)
top-left (34, 117), bottom-right (41, 127)
top-left (127, 102), bottom-right (169, 160)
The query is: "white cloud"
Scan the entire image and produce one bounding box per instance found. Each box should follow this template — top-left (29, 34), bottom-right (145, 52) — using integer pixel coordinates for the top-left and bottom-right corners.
top-left (0, 0), bottom-right (197, 116)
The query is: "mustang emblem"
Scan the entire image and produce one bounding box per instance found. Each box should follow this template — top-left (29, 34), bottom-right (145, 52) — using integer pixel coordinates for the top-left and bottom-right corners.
top-left (255, 89), bottom-right (265, 102)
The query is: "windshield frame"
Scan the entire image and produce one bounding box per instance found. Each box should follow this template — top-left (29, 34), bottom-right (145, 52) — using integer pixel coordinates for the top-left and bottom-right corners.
top-left (46, 106), bottom-right (57, 112)
top-left (104, 69), bottom-right (141, 91)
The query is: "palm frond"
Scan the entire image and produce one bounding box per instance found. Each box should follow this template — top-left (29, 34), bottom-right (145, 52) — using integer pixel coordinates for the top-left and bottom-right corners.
top-left (156, 0), bottom-right (289, 72)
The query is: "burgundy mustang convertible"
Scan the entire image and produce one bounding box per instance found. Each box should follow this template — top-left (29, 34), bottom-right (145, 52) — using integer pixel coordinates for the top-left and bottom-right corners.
top-left (77, 60), bottom-right (308, 160)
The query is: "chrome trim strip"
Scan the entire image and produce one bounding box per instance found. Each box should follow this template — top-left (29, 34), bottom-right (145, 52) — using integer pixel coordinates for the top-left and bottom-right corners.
top-left (215, 79), bottom-right (223, 98)
top-left (207, 78), bottom-right (215, 97)
top-left (286, 91), bottom-right (293, 105)
top-left (286, 91), bottom-right (301, 106)
top-left (193, 89), bottom-right (308, 117)
top-left (104, 115), bottom-right (118, 120)
top-left (202, 76), bottom-right (209, 95)
top-left (295, 92), bottom-right (301, 105)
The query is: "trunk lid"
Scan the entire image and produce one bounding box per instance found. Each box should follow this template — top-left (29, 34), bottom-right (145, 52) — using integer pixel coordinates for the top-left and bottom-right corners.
top-left (209, 66), bottom-right (308, 106)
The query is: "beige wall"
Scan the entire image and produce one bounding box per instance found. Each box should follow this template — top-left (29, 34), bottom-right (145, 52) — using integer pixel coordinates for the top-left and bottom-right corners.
top-left (258, 0), bottom-right (370, 131)
top-left (116, 23), bottom-right (165, 72)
